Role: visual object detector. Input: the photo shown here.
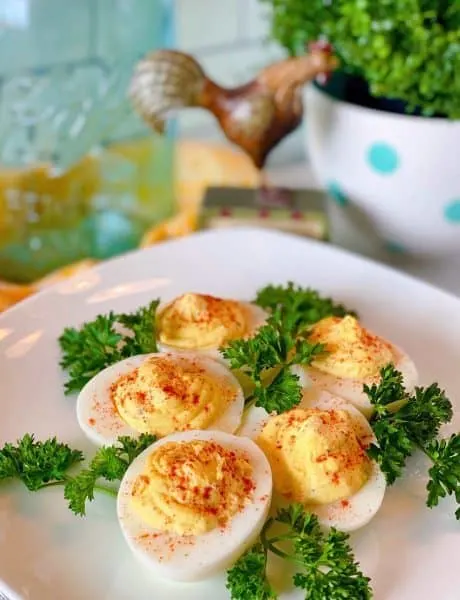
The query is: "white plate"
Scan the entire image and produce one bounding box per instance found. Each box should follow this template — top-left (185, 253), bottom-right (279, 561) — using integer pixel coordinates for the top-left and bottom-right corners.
top-left (0, 228), bottom-right (459, 600)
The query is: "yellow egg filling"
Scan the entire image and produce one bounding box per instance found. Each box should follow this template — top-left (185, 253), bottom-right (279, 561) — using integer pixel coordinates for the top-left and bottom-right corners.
top-left (157, 293), bottom-right (248, 349)
top-left (130, 440), bottom-right (255, 535)
top-left (309, 315), bottom-right (393, 379)
top-left (111, 355), bottom-right (235, 437)
top-left (257, 408), bottom-right (371, 505)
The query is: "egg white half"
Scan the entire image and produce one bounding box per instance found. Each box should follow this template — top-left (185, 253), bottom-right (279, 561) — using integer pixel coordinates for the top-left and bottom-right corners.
top-left (299, 390), bottom-right (386, 532)
top-left (117, 430), bottom-right (273, 582)
top-left (76, 352), bottom-right (244, 446)
top-left (293, 339), bottom-right (418, 418)
top-left (240, 388), bottom-right (386, 532)
top-left (157, 300), bottom-right (268, 362)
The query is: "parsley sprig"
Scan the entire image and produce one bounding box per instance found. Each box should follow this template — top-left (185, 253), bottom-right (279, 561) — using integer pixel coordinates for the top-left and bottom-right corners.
top-left (366, 364), bottom-right (459, 518)
top-left (255, 282), bottom-right (356, 336)
top-left (426, 435), bottom-right (460, 516)
top-left (0, 434), bottom-right (155, 516)
top-left (0, 434), bottom-right (83, 491)
top-left (227, 504), bottom-right (371, 600)
top-left (222, 282), bottom-right (355, 414)
top-left (64, 434), bottom-right (156, 516)
top-left (59, 284), bottom-right (353, 399)
top-left (221, 310), bottom-right (325, 413)
top-left (226, 542), bottom-right (276, 600)
top-left (59, 300), bottom-right (159, 394)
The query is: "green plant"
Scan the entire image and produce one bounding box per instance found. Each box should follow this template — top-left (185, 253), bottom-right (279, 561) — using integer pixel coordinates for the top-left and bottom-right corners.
top-left (262, 0), bottom-right (460, 118)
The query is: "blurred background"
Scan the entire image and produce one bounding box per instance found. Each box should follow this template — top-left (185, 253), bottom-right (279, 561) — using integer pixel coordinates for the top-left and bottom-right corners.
top-left (1, 0), bottom-right (459, 309)
top-left (0, 0), bottom-right (286, 291)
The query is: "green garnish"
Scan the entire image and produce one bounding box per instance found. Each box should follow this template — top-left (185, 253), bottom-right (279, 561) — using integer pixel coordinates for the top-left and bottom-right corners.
top-left (426, 435), bottom-right (460, 518)
top-left (221, 309), bottom-right (325, 413)
top-left (59, 300), bottom-right (159, 394)
top-left (226, 542), bottom-right (276, 600)
top-left (20, 281), bottom-right (460, 598)
top-left (58, 284), bottom-right (354, 398)
top-left (366, 364), bottom-right (459, 518)
top-left (0, 434), bottom-right (83, 491)
top-left (227, 504), bottom-right (372, 600)
top-left (222, 282), bottom-right (355, 413)
top-left (117, 301), bottom-right (160, 356)
top-left (64, 434), bottom-right (156, 516)
top-left (0, 433), bottom-right (155, 516)
top-left (255, 282), bottom-right (355, 337)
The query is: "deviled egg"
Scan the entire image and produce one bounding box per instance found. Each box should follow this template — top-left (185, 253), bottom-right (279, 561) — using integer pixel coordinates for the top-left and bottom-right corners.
top-left (295, 315), bottom-right (418, 417)
top-left (77, 352), bottom-right (244, 445)
top-left (156, 293), bottom-right (267, 358)
top-left (256, 396), bottom-right (386, 532)
top-left (117, 430), bottom-right (272, 582)
top-left (240, 388), bottom-right (386, 532)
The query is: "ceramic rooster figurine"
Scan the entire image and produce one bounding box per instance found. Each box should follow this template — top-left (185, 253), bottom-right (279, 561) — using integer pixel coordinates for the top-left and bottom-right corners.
top-left (129, 44), bottom-right (338, 169)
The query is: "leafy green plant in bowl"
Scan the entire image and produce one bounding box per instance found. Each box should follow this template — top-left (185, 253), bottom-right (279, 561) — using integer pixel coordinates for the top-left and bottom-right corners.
top-left (264, 0), bottom-right (460, 117)
top-left (262, 0), bottom-right (460, 256)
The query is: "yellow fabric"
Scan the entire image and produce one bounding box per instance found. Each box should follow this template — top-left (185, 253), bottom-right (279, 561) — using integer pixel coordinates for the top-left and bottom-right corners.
top-left (0, 140), bottom-right (260, 312)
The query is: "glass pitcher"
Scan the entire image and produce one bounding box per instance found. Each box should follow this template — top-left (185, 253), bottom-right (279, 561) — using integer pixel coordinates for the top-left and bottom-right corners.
top-left (0, 0), bottom-right (174, 282)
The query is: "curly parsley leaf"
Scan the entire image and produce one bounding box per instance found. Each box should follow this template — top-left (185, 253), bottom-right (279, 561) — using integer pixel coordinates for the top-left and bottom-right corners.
top-left (291, 335), bottom-right (326, 366)
top-left (401, 384), bottom-right (453, 445)
top-left (367, 365), bottom-right (459, 517)
top-left (222, 322), bottom-right (286, 378)
top-left (254, 369), bottom-right (302, 414)
top-left (64, 433), bottom-right (156, 516)
top-left (59, 300), bottom-right (159, 394)
top-left (221, 310), bottom-right (325, 414)
top-left (255, 282), bottom-right (356, 336)
top-left (363, 363), bottom-right (408, 414)
top-left (367, 417), bottom-right (413, 485)
top-left (280, 505), bottom-right (372, 599)
top-left (425, 434), bottom-right (460, 520)
top-left (0, 434), bottom-right (155, 517)
top-left (59, 312), bottom-right (123, 394)
top-left (228, 504), bottom-right (371, 600)
top-left (119, 300), bottom-right (160, 357)
top-left (367, 364), bottom-right (454, 484)
top-left (261, 504), bottom-right (372, 599)
top-left (292, 527), bottom-right (372, 600)
top-left (226, 542), bottom-right (276, 600)
top-left (274, 501), bottom-right (321, 538)
top-left (115, 434), bottom-right (156, 464)
top-left (0, 434), bottom-right (83, 491)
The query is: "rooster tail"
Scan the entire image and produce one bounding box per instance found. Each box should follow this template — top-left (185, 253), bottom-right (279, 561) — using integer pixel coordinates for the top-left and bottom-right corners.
top-left (129, 50), bottom-right (208, 133)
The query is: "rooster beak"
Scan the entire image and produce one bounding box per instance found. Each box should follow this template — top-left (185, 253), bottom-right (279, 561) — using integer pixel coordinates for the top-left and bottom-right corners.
top-left (307, 40), bottom-right (338, 85)
top-left (307, 40), bottom-right (333, 54)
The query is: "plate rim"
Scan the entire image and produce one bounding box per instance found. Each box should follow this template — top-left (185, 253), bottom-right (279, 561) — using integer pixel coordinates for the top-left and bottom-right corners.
top-left (1, 227), bottom-right (459, 325)
top-left (1, 226), bottom-right (459, 600)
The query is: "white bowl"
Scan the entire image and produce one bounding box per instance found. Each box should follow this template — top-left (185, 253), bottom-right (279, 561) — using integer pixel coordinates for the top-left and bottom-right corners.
top-left (304, 83), bottom-right (460, 256)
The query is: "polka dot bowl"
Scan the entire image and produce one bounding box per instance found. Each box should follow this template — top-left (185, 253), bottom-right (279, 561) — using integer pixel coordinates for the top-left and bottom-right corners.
top-left (304, 83), bottom-right (460, 256)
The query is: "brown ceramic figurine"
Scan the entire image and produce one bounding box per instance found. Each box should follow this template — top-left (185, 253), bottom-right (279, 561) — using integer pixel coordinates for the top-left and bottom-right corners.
top-left (129, 44), bottom-right (338, 169)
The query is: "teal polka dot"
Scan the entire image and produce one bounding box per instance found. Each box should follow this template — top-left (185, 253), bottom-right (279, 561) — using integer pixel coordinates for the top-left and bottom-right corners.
top-left (444, 199), bottom-right (460, 223)
top-left (385, 240), bottom-right (407, 254)
top-left (326, 180), bottom-right (349, 206)
top-left (367, 143), bottom-right (399, 174)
